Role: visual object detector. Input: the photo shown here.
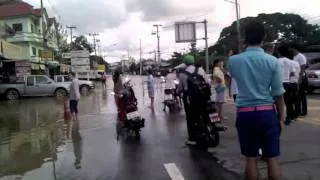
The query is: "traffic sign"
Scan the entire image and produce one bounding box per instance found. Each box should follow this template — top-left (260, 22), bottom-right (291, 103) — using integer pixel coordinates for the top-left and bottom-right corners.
top-left (71, 58), bottom-right (90, 66)
top-left (71, 50), bottom-right (90, 58)
top-left (71, 66), bottom-right (90, 72)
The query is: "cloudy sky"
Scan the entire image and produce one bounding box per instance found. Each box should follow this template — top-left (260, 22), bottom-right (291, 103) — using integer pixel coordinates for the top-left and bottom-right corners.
top-left (26, 0), bottom-right (320, 62)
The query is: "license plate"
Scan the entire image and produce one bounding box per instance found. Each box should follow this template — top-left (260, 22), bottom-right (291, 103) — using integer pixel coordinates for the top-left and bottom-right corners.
top-left (127, 111), bottom-right (140, 120)
top-left (209, 113), bottom-right (220, 122)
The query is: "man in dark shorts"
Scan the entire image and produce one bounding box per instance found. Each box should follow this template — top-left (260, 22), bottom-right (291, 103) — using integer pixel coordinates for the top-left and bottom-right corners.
top-left (228, 21), bottom-right (285, 180)
top-left (69, 72), bottom-right (81, 120)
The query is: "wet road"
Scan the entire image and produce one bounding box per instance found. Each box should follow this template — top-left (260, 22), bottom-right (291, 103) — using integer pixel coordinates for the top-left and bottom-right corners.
top-left (0, 76), bottom-right (239, 180)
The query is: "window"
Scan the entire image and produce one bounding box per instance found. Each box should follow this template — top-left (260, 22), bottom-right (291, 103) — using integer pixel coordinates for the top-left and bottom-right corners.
top-left (308, 63), bottom-right (320, 70)
top-left (27, 76), bottom-right (34, 86)
top-left (35, 76), bottom-right (49, 84)
top-left (32, 47), bottom-right (36, 56)
top-left (12, 23), bottom-right (23, 32)
top-left (64, 76), bottom-right (71, 82)
top-left (38, 49), bottom-right (42, 57)
top-left (31, 24), bottom-right (34, 33)
top-left (56, 76), bottom-right (63, 82)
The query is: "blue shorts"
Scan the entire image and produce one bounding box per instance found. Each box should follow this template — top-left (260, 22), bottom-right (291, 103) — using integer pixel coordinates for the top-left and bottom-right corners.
top-left (236, 108), bottom-right (280, 157)
top-left (69, 100), bottom-right (79, 113)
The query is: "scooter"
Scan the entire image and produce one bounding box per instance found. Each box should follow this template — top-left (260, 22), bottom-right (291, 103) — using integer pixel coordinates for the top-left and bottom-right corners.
top-left (112, 77), bottom-right (145, 140)
top-left (163, 80), bottom-right (182, 112)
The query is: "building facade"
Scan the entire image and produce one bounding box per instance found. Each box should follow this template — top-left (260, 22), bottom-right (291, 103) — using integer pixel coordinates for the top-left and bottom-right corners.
top-left (0, 2), bottom-right (58, 72)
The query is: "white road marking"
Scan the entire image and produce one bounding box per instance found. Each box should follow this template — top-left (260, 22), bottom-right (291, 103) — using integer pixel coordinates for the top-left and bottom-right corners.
top-left (164, 163), bottom-right (185, 180)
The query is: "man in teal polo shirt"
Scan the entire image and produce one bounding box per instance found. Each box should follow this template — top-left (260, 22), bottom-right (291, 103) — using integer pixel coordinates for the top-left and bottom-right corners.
top-left (228, 21), bottom-right (285, 180)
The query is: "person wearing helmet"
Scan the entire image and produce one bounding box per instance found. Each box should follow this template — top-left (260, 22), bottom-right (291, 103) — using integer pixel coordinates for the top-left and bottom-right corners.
top-left (176, 55), bottom-right (208, 146)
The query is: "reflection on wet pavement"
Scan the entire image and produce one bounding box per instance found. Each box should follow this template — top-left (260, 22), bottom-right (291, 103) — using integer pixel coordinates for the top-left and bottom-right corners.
top-left (0, 76), bottom-right (239, 180)
top-left (0, 77), bottom-right (152, 179)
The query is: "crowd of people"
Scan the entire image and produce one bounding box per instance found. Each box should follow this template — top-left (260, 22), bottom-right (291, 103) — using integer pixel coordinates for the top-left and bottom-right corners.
top-left (61, 20), bottom-right (309, 179)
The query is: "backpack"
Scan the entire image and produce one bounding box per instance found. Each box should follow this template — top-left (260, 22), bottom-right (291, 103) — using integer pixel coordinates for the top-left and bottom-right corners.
top-left (183, 67), bottom-right (211, 103)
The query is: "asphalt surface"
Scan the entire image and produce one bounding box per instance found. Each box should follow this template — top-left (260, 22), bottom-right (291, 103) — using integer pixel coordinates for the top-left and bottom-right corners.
top-left (0, 76), bottom-right (240, 180)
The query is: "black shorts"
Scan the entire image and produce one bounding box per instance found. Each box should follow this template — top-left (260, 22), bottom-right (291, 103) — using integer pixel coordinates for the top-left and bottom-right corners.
top-left (70, 100), bottom-right (79, 113)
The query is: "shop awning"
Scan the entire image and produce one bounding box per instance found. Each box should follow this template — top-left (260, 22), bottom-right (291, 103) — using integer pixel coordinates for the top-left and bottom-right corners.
top-left (31, 64), bottom-right (40, 70)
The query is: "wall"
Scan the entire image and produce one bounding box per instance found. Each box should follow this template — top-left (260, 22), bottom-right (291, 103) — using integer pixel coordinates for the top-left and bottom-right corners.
top-left (3, 16), bottom-right (29, 34)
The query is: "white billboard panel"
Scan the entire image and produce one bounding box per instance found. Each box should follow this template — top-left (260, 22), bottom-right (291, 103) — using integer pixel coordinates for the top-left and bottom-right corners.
top-left (71, 58), bottom-right (90, 66)
top-left (71, 50), bottom-right (90, 58)
top-left (71, 66), bottom-right (90, 72)
top-left (175, 22), bottom-right (197, 43)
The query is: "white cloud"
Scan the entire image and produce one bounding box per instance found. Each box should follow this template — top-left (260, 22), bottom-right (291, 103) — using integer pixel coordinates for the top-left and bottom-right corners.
top-left (25, 0), bottom-right (319, 63)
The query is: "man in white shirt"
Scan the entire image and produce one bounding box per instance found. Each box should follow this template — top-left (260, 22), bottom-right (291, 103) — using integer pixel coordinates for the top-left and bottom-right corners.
top-left (290, 59), bottom-right (301, 119)
top-left (278, 45), bottom-right (296, 125)
top-left (69, 72), bottom-right (81, 121)
top-left (293, 48), bottom-right (308, 116)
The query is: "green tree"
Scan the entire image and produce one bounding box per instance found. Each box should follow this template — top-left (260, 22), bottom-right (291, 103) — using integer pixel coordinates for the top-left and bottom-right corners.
top-left (170, 52), bottom-right (183, 68)
top-left (71, 35), bottom-right (93, 53)
top-left (212, 13), bottom-right (320, 55)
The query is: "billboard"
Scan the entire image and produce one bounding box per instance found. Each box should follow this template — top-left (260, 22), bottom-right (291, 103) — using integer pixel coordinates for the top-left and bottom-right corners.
top-left (174, 22), bottom-right (196, 43)
top-left (71, 50), bottom-right (90, 58)
top-left (71, 58), bottom-right (90, 66)
top-left (39, 50), bottom-right (53, 59)
top-left (71, 66), bottom-right (90, 72)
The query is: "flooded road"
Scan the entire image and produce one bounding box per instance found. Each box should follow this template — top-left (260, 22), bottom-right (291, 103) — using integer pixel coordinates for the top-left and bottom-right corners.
top-left (0, 76), bottom-right (239, 180)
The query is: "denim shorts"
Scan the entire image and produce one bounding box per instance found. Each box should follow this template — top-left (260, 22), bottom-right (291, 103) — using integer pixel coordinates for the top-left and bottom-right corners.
top-left (236, 108), bottom-right (280, 157)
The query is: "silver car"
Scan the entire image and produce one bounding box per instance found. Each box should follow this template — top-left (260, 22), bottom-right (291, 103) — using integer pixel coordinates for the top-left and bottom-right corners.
top-left (306, 63), bottom-right (320, 93)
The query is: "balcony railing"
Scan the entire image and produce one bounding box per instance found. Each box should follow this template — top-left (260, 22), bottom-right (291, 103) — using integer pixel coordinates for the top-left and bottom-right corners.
top-left (7, 31), bottom-right (43, 43)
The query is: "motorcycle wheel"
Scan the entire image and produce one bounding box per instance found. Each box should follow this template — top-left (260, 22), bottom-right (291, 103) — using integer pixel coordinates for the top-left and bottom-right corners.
top-left (135, 130), bottom-right (141, 140)
top-left (206, 124), bottom-right (220, 148)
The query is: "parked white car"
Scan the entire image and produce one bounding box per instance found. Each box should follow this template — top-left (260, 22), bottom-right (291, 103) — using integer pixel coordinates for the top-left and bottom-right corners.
top-left (54, 75), bottom-right (95, 93)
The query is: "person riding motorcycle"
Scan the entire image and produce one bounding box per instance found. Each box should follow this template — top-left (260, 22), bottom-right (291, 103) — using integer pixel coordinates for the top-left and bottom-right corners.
top-left (176, 55), bottom-right (209, 146)
top-left (113, 69), bottom-right (126, 125)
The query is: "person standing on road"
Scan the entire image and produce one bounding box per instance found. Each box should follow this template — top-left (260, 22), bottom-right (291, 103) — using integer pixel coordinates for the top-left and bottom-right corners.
top-left (278, 44), bottom-right (297, 125)
top-left (176, 55), bottom-right (208, 146)
top-left (263, 43), bottom-right (275, 55)
top-left (213, 59), bottom-right (226, 121)
top-left (292, 47), bottom-right (308, 116)
top-left (102, 72), bottom-right (107, 89)
top-left (229, 21), bottom-right (285, 180)
top-left (147, 69), bottom-right (155, 109)
top-left (69, 72), bottom-right (81, 121)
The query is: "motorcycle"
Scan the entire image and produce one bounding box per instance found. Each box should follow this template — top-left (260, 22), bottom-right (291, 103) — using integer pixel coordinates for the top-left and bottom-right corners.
top-left (163, 80), bottom-right (181, 112)
top-left (195, 101), bottom-right (226, 148)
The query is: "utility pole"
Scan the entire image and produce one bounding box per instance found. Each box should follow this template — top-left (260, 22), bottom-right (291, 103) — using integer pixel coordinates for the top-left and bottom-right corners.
top-left (204, 19), bottom-right (209, 73)
top-left (225, 0), bottom-right (241, 52)
top-left (152, 24), bottom-right (162, 66)
top-left (139, 39), bottom-right (142, 75)
top-left (40, 0), bottom-right (45, 50)
top-left (235, 0), bottom-right (241, 53)
top-left (89, 33), bottom-right (99, 78)
top-left (66, 26), bottom-right (76, 47)
top-left (89, 33), bottom-right (99, 56)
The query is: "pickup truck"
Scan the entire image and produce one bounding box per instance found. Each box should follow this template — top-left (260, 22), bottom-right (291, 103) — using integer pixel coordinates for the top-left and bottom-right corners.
top-left (53, 75), bottom-right (95, 93)
top-left (0, 75), bottom-right (70, 100)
